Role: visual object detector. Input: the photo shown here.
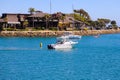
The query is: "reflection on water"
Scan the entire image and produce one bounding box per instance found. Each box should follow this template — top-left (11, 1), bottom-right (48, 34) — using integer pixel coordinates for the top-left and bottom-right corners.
top-left (55, 48), bottom-right (73, 52)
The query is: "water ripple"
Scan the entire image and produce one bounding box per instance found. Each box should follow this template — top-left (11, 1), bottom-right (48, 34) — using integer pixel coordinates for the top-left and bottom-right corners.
top-left (0, 47), bottom-right (41, 51)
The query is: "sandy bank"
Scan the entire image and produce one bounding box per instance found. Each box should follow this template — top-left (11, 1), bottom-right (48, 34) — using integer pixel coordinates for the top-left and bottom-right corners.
top-left (0, 29), bottom-right (120, 37)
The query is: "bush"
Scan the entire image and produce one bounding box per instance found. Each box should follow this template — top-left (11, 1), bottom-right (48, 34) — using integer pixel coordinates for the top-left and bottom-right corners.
top-left (49, 27), bottom-right (57, 31)
top-left (41, 27), bottom-right (45, 30)
top-left (6, 28), bottom-right (15, 31)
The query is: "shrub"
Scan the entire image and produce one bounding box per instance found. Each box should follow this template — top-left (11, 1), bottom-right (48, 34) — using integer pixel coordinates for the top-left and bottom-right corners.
top-left (49, 27), bottom-right (57, 31)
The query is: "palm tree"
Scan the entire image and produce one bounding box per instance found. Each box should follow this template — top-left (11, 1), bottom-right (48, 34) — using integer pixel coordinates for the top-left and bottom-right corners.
top-left (28, 8), bottom-right (35, 14)
top-left (28, 8), bottom-right (36, 28)
top-left (44, 14), bottom-right (50, 30)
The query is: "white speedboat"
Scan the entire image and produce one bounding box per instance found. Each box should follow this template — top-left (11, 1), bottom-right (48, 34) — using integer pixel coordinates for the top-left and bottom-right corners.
top-left (47, 39), bottom-right (78, 49)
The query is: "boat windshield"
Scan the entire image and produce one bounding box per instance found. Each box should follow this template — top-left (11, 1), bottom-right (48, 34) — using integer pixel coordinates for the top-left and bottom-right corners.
top-left (56, 39), bottom-right (63, 43)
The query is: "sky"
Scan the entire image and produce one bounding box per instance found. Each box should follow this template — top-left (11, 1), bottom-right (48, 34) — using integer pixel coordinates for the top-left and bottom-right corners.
top-left (0, 0), bottom-right (120, 25)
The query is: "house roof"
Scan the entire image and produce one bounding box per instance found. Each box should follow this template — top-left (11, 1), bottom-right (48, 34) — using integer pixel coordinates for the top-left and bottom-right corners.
top-left (2, 13), bottom-right (30, 15)
top-left (1, 14), bottom-right (20, 24)
top-left (28, 12), bottom-right (48, 18)
top-left (7, 14), bottom-right (19, 23)
top-left (59, 16), bottom-right (82, 23)
top-left (1, 13), bottom-right (30, 24)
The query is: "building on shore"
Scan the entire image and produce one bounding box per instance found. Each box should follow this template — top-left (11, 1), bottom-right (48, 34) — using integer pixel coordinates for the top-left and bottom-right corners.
top-left (0, 11), bottom-right (83, 31)
top-left (0, 13), bottom-right (30, 29)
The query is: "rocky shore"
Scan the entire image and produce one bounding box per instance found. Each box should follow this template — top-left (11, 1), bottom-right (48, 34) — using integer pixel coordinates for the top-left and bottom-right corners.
top-left (0, 29), bottom-right (120, 37)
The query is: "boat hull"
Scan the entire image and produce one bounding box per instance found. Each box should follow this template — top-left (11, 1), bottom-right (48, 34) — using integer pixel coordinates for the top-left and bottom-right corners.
top-left (47, 44), bottom-right (72, 49)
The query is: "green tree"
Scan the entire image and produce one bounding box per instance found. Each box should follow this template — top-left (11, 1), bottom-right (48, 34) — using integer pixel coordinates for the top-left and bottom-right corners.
top-left (74, 9), bottom-right (91, 21)
top-left (88, 20), bottom-right (101, 30)
top-left (44, 14), bottom-right (50, 29)
top-left (97, 19), bottom-right (105, 29)
top-left (74, 13), bottom-right (85, 22)
top-left (98, 18), bottom-right (110, 24)
top-left (28, 8), bottom-right (36, 28)
top-left (111, 20), bottom-right (118, 29)
top-left (97, 18), bottom-right (110, 29)
top-left (111, 20), bottom-right (116, 25)
top-left (28, 8), bottom-right (35, 14)
top-left (74, 9), bottom-right (91, 29)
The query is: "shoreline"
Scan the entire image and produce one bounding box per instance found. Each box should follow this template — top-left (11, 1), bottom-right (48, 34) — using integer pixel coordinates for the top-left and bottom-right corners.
top-left (0, 29), bottom-right (120, 37)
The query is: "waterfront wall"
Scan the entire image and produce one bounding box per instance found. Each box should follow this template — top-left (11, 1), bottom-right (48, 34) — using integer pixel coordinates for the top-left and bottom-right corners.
top-left (0, 29), bottom-right (120, 37)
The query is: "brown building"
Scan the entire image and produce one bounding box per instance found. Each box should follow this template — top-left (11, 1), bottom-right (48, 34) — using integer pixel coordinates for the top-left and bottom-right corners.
top-left (58, 16), bottom-right (82, 30)
top-left (1, 13), bottom-right (30, 29)
top-left (27, 11), bottom-right (59, 29)
top-left (0, 11), bottom-right (82, 30)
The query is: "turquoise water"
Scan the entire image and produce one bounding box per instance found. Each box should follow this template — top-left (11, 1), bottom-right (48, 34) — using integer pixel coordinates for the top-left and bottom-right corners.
top-left (0, 34), bottom-right (120, 80)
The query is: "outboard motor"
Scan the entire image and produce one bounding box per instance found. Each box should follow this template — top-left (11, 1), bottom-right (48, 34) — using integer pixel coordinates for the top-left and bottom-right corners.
top-left (47, 44), bottom-right (54, 49)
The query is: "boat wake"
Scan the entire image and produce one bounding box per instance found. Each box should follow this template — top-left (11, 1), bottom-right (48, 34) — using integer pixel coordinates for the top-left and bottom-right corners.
top-left (0, 47), bottom-right (41, 51)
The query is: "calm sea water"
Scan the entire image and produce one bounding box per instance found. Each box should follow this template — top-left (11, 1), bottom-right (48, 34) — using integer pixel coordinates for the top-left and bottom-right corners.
top-left (0, 34), bottom-right (120, 80)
